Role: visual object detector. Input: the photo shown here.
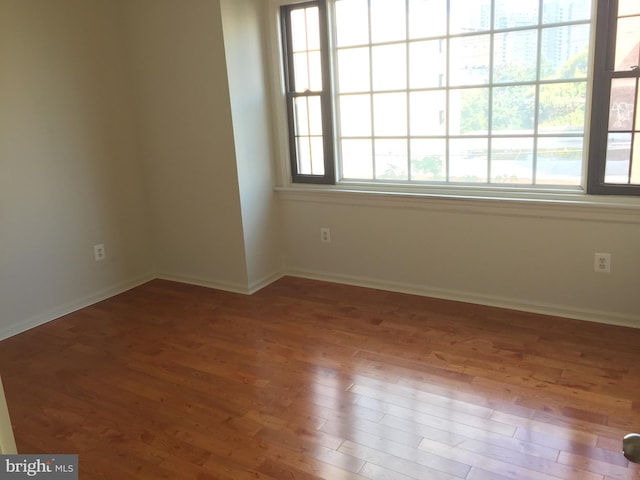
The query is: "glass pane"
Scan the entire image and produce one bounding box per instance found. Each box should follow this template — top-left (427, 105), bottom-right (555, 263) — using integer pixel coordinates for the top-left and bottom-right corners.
top-left (335, 0), bottom-right (369, 47)
top-left (411, 139), bottom-right (446, 181)
top-left (605, 133), bottom-right (632, 183)
top-left (493, 30), bottom-right (538, 83)
top-left (410, 40), bottom-right (446, 89)
top-left (410, 91), bottom-right (447, 136)
top-left (491, 137), bottom-right (534, 184)
top-left (372, 44), bottom-right (407, 91)
top-left (492, 85), bottom-right (535, 134)
top-left (294, 97), bottom-right (309, 136)
top-left (450, 0), bottom-right (491, 35)
top-left (619, 0), bottom-right (640, 17)
top-left (340, 94), bottom-right (372, 137)
top-left (450, 88), bottom-right (489, 135)
top-left (296, 136), bottom-right (311, 174)
top-left (307, 96), bottom-right (322, 135)
top-left (373, 93), bottom-right (407, 136)
top-left (290, 9), bottom-right (308, 52)
top-left (371, 0), bottom-right (406, 43)
top-left (615, 16), bottom-right (640, 71)
top-left (540, 25), bottom-right (590, 80)
top-left (293, 53), bottom-right (309, 92)
top-left (538, 82), bottom-right (587, 134)
top-left (293, 51), bottom-right (322, 92)
top-left (449, 138), bottom-right (488, 183)
top-left (310, 136), bottom-right (325, 175)
top-left (631, 136), bottom-right (640, 184)
top-left (341, 139), bottom-right (373, 179)
top-left (375, 139), bottom-right (408, 180)
top-left (338, 47), bottom-right (370, 93)
top-left (543, 0), bottom-right (591, 24)
top-left (536, 137), bottom-right (583, 186)
top-left (408, 0), bottom-right (446, 39)
top-left (608, 78), bottom-right (636, 131)
top-left (495, 0), bottom-right (539, 29)
top-left (450, 35), bottom-right (490, 86)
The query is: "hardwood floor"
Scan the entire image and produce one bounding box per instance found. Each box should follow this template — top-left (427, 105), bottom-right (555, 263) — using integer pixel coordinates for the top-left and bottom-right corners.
top-left (0, 277), bottom-right (639, 479)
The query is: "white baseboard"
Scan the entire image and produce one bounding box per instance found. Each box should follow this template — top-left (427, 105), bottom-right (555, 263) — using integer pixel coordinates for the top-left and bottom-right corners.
top-left (158, 270), bottom-right (284, 296)
top-left (286, 268), bottom-right (640, 329)
top-left (0, 273), bottom-right (156, 341)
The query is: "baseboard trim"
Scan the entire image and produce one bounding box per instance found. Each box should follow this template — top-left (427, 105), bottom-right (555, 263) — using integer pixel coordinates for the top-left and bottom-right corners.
top-left (158, 271), bottom-right (284, 296)
top-left (157, 272), bottom-right (252, 295)
top-left (0, 273), bottom-right (156, 341)
top-left (286, 269), bottom-right (640, 329)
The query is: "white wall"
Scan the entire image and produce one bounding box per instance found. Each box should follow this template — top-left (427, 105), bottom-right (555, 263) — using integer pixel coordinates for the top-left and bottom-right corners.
top-left (220, 0), bottom-right (283, 291)
top-left (279, 191), bottom-right (640, 327)
top-left (124, 0), bottom-right (251, 292)
top-left (0, 0), bottom-right (155, 339)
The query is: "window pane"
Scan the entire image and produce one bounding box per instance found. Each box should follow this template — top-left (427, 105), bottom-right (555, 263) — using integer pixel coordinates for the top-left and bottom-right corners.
top-left (372, 44), bottom-right (407, 91)
top-left (411, 139), bottom-right (446, 181)
top-left (375, 139), bottom-right (408, 180)
top-left (309, 136), bottom-right (325, 175)
top-left (450, 0), bottom-right (491, 35)
top-left (493, 30), bottom-right (538, 83)
top-left (290, 8), bottom-right (319, 52)
top-left (342, 139), bottom-right (373, 179)
top-left (619, 0), bottom-right (640, 17)
top-left (410, 40), bottom-right (446, 89)
top-left (335, 0), bottom-right (369, 47)
top-left (449, 138), bottom-right (488, 183)
top-left (495, 1), bottom-right (539, 29)
top-left (410, 91), bottom-right (446, 136)
top-left (543, 0), bottom-right (591, 24)
top-left (490, 137), bottom-right (534, 184)
top-left (605, 133), bottom-right (632, 183)
top-left (614, 16), bottom-right (640, 71)
top-left (373, 93), bottom-right (407, 136)
top-left (538, 82), bottom-right (587, 134)
top-left (450, 88), bottom-right (489, 135)
top-left (631, 138), bottom-right (640, 184)
top-left (294, 97), bottom-right (309, 136)
top-left (408, 0), bottom-right (446, 39)
top-left (371, 0), bottom-right (406, 43)
top-left (296, 136), bottom-right (312, 174)
top-left (608, 78), bottom-right (636, 131)
top-left (540, 25), bottom-right (590, 80)
top-left (293, 134), bottom-right (326, 175)
top-left (293, 51), bottom-right (322, 92)
top-left (450, 35), bottom-right (490, 86)
top-left (340, 94), bottom-right (372, 137)
top-left (492, 85), bottom-right (535, 134)
top-left (536, 137), bottom-right (583, 185)
top-left (338, 47), bottom-right (370, 93)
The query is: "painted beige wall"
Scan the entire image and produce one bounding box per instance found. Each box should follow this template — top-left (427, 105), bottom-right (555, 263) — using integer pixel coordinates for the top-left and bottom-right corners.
top-left (0, 0), bottom-right (154, 339)
top-left (220, 0), bottom-right (283, 291)
top-left (279, 192), bottom-right (640, 327)
top-left (124, 0), bottom-right (251, 291)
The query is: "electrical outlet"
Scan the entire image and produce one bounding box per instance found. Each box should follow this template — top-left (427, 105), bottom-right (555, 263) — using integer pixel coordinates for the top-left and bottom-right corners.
top-left (94, 244), bottom-right (106, 262)
top-left (594, 253), bottom-right (611, 273)
top-left (320, 227), bottom-right (331, 243)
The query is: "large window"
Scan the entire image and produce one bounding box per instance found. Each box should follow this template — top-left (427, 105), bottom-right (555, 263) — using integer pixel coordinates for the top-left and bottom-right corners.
top-left (280, 0), bottom-right (640, 196)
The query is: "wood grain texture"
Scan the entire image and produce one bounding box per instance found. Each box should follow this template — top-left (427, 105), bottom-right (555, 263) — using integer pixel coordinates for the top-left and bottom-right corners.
top-left (0, 277), bottom-right (639, 479)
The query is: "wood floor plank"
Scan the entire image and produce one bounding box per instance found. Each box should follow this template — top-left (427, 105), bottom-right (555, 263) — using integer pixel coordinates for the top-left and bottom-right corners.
top-left (0, 277), bottom-right (638, 479)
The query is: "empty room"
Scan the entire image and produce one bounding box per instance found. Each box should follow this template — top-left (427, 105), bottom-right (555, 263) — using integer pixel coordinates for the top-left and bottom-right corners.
top-left (1, 0), bottom-right (639, 478)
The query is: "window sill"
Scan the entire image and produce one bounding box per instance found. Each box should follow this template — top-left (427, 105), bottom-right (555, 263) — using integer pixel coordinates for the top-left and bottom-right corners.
top-left (275, 183), bottom-right (640, 224)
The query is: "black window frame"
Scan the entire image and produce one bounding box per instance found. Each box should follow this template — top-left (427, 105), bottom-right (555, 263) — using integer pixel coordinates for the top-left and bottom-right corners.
top-left (280, 0), bottom-right (336, 184)
top-left (279, 0), bottom-right (640, 197)
top-left (587, 0), bottom-right (640, 195)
